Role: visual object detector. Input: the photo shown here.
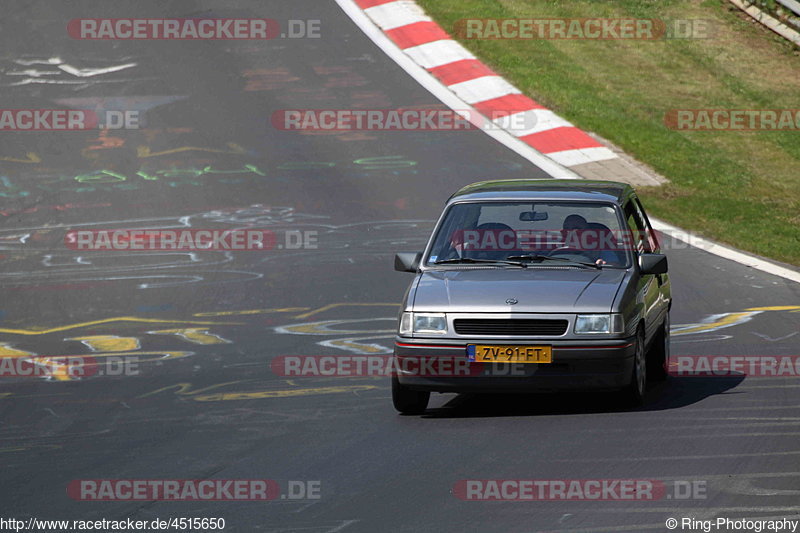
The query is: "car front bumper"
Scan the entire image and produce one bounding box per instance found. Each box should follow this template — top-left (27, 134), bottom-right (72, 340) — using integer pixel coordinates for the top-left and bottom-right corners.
top-left (394, 336), bottom-right (636, 393)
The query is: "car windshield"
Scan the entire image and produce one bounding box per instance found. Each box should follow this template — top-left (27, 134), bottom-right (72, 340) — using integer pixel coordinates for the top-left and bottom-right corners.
top-left (425, 201), bottom-right (632, 268)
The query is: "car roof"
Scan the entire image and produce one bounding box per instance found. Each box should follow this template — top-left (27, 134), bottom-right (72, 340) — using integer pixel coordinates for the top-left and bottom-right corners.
top-left (449, 179), bottom-right (633, 204)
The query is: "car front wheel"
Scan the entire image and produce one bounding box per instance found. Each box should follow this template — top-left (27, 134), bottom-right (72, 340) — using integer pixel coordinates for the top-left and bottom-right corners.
top-left (392, 376), bottom-right (430, 415)
top-left (620, 328), bottom-right (646, 407)
top-left (647, 314), bottom-right (670, 382)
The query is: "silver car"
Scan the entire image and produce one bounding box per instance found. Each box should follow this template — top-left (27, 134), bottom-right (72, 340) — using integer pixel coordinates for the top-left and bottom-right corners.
top-left (392, 179), bottom-right (671, 414)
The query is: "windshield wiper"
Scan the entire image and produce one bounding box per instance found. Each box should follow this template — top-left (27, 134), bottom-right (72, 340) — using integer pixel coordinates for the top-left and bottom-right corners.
top-left (505, 254), bottom-right (601, 270)
top-left (433, 257), bottom-right (527, 268)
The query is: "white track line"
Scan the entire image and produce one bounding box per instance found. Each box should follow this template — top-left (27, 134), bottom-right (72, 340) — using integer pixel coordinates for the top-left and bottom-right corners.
top-left (650, 218), bottom-right (800, 284)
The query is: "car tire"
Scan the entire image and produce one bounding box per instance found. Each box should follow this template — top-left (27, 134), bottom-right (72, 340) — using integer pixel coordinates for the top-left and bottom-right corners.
top-left (647, 313), bottom-right (670, 382)
top-left (620, 328), bottom-right (646, 407)
top-left (392, 376), bottom-right (430, 415)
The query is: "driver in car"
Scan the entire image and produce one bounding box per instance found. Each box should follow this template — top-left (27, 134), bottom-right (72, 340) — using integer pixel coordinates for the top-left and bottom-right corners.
top-left (562, 214), bottom-right (617, 266)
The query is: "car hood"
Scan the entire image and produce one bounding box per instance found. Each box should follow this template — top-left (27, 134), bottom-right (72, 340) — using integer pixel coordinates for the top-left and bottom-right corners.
top-left (412, 268), bottom-right (627, 313)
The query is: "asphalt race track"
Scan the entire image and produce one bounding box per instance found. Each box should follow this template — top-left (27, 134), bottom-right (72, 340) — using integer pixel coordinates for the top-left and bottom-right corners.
top-left (1, 2), bottom-right (799, 532)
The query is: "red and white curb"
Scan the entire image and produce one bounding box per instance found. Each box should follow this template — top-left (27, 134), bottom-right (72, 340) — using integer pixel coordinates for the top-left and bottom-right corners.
top-left (351, 0), bottom-right (618, 169)
top-left (336, 0), bottom-right (800, 284)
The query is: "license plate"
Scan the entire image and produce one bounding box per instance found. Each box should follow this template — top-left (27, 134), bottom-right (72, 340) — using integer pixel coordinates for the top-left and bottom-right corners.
top-left (467, 345), bottom-right (552, 363)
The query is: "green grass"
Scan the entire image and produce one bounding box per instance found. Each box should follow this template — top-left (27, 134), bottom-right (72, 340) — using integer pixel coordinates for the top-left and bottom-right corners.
top-left (417, 0), bottom-right (800, 265)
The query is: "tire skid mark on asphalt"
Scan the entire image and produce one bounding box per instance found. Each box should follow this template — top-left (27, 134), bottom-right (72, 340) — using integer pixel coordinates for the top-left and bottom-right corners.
top-left (146, 328), bottom-right (232, 345)
top-left (34, 351), bottom-right (193, 381)
top-left (0, 392), bottom-right (70, 400)
top-left (256, 520), bottom-right (359, 533)
top-left (136, 379), bottom-right (378, 402)
top-left (752, 331), bottom-right (799, 342)
top-left (0, 444), bottom-right (62, 453)
top-left (736, 383), bottom-right (800, 388)
top-left (553, 449), bottom-right (800, 461)
top-left (524, 420), bottom-right (800, 433)
top-left (0, 428), bottom-right (116, 454)
top-left (687, 416), bottom-right (800, 420)
top-left (136, 380), bottom-right (251, 399)
top-left (191, 385), bottom-right (379, 402)
top-left (136, 142), bottom-right (246, 158)
top-left (638, 430), bottom-right (800, 439)
top-left (0, 316), bottom-right (238, 335)
top-left (193, 307), bottom-right (310, 317)
top-left (658, 405), bottom-right (800, 412)
top-left (291, 303), bottom-right (399, 320)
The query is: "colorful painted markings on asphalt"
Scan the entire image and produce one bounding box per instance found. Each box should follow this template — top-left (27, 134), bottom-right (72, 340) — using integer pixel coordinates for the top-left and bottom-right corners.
top-left (138, 381), bottom-right (378, 402)
top-left (0, 154), bottom-right (419, 198)
top-left (0, 303), bottom-right (795, 393)
top-left (0, 304), bottom-right (398, 382)
top-left (0, 316), bottom-right (241, 381)
top-left (671, 305), bottom-right (800, 337)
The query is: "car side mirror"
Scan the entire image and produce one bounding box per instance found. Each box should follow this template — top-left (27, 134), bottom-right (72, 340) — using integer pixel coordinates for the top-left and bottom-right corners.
top-left (395, 252), bottom-right (423, 273)
top-left (639, 253), bottom-right (668, 275)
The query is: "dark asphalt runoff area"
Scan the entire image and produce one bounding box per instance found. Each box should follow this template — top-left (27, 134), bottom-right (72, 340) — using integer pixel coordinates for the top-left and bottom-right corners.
top-left (1, 1), bottom-right (799, 532)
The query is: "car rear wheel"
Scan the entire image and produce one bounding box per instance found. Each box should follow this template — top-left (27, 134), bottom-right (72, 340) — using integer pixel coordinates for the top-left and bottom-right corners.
top-left (392, 376), bottom-right (430, 415)
top-left (647, 314), bottom-right (670, 382)
top-left (620, 328), bottom-right (646, 407)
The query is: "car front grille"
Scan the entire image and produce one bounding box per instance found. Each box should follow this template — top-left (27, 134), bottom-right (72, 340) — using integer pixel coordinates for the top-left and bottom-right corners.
top-left (453, 318), bottom-right (568, 336)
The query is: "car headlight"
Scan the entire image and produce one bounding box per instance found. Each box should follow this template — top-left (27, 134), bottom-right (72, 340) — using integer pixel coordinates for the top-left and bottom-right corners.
top-left (575, 314), bottom-right (624, 334)
top-left (398, 312), bottom-right (448, 335)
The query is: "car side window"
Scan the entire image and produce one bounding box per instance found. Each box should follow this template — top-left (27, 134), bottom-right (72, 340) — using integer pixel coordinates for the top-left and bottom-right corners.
top-left (631, 197), bottom-right (659, 253)
top-left (623, 201), bottom-right (646, 254)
